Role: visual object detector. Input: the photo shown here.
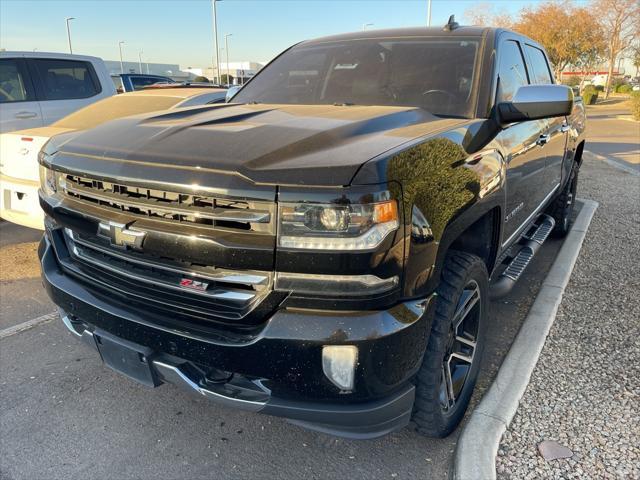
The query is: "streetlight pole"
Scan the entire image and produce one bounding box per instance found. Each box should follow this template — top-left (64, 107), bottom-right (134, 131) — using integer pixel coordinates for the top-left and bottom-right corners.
top-left (224, 33), bottom-right (232, 85)
top-left (211, 0), bottom-right (221, 84)
top-left (427, 0), bottom-right (432, 26)
top-left (118, 41), bottom-right (125, 74)
top-left (65, 17), bottom-right (75, 54)
top-left (362, 23), bottom-right (373, 31)
top-left (138, 50), bottom-right (143, 74)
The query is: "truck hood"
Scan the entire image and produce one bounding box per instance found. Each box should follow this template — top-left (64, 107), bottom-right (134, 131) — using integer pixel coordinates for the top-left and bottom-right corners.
top-left (48, 103), bottom-right (468, 187)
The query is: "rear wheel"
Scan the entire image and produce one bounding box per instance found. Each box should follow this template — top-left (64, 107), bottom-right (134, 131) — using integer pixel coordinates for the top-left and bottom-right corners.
top-left (548, 162), bottom-right (579, 237)
top-left (412, 251), bottom-right (488, 438)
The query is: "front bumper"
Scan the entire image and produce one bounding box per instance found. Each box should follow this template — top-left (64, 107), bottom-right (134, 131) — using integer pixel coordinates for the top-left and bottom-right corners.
top-left (40, 234), bottom-right (435, 439)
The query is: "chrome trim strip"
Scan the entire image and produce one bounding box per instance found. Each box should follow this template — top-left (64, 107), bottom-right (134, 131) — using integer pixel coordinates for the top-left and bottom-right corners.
top-left (502, 184), bottom-right (559, 249)
top-left (64, 183), bottom-right (271, 223)
top-left (59, 309), bottom-right (83, 337)
top-left (152, 360), bottom-right (266, 411)
top-left (67, 229), bottom-right (269, 287)
top-left (68, 241), bottom-right (256, 303)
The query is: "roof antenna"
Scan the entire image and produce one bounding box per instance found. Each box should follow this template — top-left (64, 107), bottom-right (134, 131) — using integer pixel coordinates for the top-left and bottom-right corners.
top-left (443, 14), bottom-right (459, 31)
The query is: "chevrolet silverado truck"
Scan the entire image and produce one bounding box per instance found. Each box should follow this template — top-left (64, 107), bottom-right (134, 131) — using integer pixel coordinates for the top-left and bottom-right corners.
top-left (38, 21), bottom-right (586, 439)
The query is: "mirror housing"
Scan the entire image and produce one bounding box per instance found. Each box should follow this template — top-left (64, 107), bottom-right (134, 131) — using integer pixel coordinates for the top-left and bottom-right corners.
top-left (225, 85), bottom-right (241, 103)
top-left (498, 85), bottom-right (573, 125)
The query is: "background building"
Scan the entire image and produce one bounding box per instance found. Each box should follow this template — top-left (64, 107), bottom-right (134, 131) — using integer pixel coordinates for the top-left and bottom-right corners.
top-left (104, 60), bottom-right (191, 81)
top-left (185, 61), bottom-right (265, 84)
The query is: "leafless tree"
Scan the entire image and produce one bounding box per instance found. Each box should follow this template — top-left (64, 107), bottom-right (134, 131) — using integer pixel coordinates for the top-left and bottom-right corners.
top-left (592, 0), bottom-right (640, 97)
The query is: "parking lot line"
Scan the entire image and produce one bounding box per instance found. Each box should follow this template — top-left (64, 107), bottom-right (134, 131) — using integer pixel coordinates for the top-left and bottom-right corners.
top-left (0, 311), bottom-right (58, 339)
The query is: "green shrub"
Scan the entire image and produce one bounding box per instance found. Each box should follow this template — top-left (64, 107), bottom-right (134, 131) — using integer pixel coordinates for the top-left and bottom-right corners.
top-left (563, 75), bottom-right (582, 87)
top-left (631, 92), bottom-right (640, 121)
top-left (582, 85), bottom-right (599, 105)
top-left (617, 84), bottom-right (632, 94)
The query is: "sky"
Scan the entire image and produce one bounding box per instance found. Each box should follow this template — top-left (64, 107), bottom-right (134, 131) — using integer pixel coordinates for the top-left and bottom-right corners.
top-left (1, 0), bottom-right (546, 69)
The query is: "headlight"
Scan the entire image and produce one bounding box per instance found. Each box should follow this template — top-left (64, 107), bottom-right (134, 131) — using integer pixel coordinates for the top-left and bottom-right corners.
top-left (39, 165), bottom-right (57, 196)
top-left (278, 199), bottom-right (399, 250)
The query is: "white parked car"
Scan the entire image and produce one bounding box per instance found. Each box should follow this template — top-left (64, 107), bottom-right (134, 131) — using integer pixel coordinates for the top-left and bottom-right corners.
top-left (0, 51), bottom-right (116, 134)
top-left (0, 86), bottom-right (227, 229)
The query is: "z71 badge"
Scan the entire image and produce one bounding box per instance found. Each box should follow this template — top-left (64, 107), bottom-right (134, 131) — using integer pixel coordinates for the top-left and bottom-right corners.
top-left (179, 278), bottom-right (209, 291)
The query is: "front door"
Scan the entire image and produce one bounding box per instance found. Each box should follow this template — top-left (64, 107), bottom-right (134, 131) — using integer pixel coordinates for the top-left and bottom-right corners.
top-left (494, 39), bottom-right (549, 245)
top-left (498, 120), bottom-right (550, 244)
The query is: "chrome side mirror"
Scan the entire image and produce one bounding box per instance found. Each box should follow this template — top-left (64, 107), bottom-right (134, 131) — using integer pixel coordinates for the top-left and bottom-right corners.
top-left (225, 85), bottom-right (241, 103)
top-left (498, 85), bottom-right (573, 125)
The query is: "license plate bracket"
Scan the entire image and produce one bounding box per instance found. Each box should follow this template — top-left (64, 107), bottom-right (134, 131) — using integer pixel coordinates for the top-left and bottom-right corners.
top-left (94, 330), bottom-right (160, 387)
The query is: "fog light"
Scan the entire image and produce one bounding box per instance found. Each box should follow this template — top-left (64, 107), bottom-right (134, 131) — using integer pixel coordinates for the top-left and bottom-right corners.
top-left (322, 345), bottom-right (358, 392)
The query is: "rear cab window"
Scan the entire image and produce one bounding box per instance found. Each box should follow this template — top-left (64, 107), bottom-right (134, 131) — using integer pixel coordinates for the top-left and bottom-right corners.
top-left (0, 58), bottom-right (35, 103)
top-left (524, 45), bottom-right (553, 84)
top-left (130, 76), bottom-right (165, 90)
top-left (29, 58), bottom-right (101, 100)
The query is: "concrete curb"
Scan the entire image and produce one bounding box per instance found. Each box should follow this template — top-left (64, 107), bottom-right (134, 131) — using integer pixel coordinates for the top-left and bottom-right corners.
top-left (453, 198), bottom-right (599, 480)
top-left (613, 115), bottom-right (639, 123)
top-left (585, 151), bottom-right (640, 177)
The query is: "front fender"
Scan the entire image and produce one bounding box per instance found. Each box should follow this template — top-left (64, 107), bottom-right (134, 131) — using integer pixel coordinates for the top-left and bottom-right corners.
top-left (355, 132), bottom-right (505, 298)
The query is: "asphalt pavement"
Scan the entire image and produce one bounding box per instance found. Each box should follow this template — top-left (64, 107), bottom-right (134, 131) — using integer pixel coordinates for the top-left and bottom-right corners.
top-left (4, 100), bottom-right (631, 480)
top-left (584, 98), bottom-right (640, 174)
top-left (0, 219), bottom-right (565, 479)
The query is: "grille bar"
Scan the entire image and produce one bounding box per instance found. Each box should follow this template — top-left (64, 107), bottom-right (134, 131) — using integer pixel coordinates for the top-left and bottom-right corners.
top-left (69, 231), bottom-right (269, 288)
top-left (61, 174), bottom-right (273, 229)
top-left (69, 240), bottom-right (255, 303)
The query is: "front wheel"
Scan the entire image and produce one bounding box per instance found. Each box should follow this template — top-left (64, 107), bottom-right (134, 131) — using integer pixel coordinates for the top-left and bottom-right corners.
top-left (412, 251), bottom-right (489, 438)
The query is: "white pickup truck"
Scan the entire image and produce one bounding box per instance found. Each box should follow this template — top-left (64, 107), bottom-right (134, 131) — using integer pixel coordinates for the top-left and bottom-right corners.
top-left (0, 51), bottom-right (115, 134)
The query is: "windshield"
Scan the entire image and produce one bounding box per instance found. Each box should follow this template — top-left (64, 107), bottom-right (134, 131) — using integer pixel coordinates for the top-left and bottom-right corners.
top-left (234, 37), bottom-right (480, 117)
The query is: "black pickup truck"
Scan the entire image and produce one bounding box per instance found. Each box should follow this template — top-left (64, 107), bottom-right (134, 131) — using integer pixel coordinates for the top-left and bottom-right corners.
top-left (38, 21), bottom-right (586, 439)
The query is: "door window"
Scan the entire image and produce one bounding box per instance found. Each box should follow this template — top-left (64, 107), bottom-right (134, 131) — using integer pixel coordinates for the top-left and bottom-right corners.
top-left (130, 76), bottom-right (171, 90)
top-left (524, 45), bottom-right (553, 84)
top-left (0, 59), bottom-right (32, 103)
top-left (31, 59), bottom-right (100, 100)
top-left (496, 40), bottom-right (529, 103)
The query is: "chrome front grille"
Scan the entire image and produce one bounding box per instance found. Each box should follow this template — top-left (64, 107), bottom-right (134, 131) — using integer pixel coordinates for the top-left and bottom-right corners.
top-left (62, 229), bottom-right (273, 321)
top-left (61, 174), bottom-right (274, 232)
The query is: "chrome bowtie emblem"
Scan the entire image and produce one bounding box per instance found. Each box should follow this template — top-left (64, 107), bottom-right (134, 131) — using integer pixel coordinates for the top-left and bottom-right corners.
top-left (98, 221), bottom-right (146, 249)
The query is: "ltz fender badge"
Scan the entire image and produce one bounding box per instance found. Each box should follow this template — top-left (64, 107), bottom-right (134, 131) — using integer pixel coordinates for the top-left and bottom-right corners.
top-left (179, 278), bottom-right (209, 291)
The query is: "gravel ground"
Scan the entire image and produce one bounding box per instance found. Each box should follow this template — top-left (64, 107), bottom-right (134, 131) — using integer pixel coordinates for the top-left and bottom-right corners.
top-left (496, 153), bottom-right (640, 479)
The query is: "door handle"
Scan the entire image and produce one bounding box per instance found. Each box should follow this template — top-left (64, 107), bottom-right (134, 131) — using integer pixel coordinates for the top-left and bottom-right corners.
top-left (536, 134), bottom-right (550, 146)
top-left (14, 111), bottom-right (38, 119)
top-left (560, 123), bottom-right (570, 134)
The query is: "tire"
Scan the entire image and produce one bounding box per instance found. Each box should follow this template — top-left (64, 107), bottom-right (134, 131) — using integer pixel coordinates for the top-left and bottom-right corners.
top-left (412, 251), bottom-right (489, 438)
top-left (548, 162), bottom-right (579, 238)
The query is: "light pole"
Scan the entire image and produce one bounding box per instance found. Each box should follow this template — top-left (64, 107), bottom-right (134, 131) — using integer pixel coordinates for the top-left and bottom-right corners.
top-left (362, 23), bottom-right (373, 31)
top-left (211, 0), bottom-right (221, 84)
top-left (224, 33), bottom-right (232, 85)
top-left (427, 0), bottom-right (432, 26)
top-left (65, 17), bottom-right (75, 54)
top-left (138, 49), bottom-right (143, 74)
top-left (118, 41), bottom-right (125, 74)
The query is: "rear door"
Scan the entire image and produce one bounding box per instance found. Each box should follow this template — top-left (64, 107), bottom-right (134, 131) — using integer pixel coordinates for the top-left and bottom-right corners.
top-left (27, 58), bottom-right (103, 125)
top-left (495, 38), bottom-right (549, 245)
top-left (0, 58), bottom-right (43, 133)
top-left (523, 44), bottom-right (568, 190)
